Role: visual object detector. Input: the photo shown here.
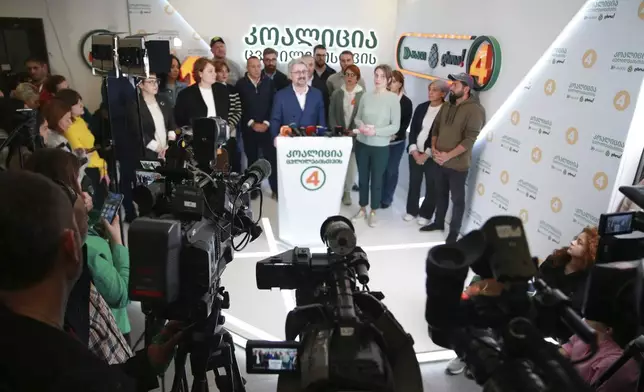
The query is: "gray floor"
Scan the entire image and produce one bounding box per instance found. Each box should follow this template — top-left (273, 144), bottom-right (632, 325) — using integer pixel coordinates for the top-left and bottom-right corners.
top-left (125, 173), bottom-right (477, 391)
top-left (128, 303), bottom-right (477, 392)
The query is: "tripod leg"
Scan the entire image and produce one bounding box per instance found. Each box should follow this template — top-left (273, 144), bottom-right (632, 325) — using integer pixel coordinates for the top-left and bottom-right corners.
top-left (211, 332), bottom-right (245, 391)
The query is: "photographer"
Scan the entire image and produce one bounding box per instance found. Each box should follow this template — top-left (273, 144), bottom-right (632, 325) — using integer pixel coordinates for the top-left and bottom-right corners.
top-left (561, 317), bottom-right (639, 391)
top-left (24, 148), bottom-right (132, 344)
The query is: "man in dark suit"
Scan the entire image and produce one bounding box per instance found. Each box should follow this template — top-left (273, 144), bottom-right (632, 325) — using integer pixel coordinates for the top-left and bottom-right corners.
top-left (261, 48), bottom-right (290, 91)
top-left (271, 59), bottom-right (326, 199)
top-left (270, 59), bottom-right (326, 138)
top-left (301, 55), bottom-right (330, 122)
top-left (236, 56), bottom-right (277, 197)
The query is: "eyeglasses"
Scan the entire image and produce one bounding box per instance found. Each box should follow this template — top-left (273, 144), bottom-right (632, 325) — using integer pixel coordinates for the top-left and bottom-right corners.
top-left (54, 179), bottom-right (78, 207)
top-left (344, 72), bottom-right (357, 78)
top-left (144, 79), bottom-right (160, 85)
top-left (291, 70), bottom-right (307, 75)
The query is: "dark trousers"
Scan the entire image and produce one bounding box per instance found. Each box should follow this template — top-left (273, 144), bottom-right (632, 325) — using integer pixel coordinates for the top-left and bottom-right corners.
top-left (381, 142), bottom-right (406, 206)
top-left (355, 141), bottom-right (389, 210)
top-left (243, 131), bottom-right (277, 193)
top-left (434, 165), bottom-right (468, 233)
top-left (406, 156), bottom-right (443, 219)
top-left (85, 167), bottom-right (107, 210)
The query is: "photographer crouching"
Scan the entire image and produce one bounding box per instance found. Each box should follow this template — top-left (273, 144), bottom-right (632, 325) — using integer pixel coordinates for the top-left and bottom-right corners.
top-left (0, 170), bottom-right (181, 391)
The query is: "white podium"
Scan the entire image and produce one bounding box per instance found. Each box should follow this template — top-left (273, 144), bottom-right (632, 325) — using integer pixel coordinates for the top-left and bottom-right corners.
top-left (276, 137), bottom-right (353, 246)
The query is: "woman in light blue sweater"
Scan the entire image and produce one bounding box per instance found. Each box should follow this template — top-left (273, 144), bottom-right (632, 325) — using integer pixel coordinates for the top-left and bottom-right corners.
top-left (352, 65), bottom-right (401, 227)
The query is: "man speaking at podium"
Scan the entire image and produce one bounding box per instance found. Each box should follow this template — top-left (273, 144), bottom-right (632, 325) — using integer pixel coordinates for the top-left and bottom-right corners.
top-left (270, 57), bottom-right (327, 199)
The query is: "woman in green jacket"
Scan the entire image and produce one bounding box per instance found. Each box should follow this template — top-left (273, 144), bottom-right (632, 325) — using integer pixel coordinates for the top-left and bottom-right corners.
top-left (86, 215), bottom-right (131, 343)
top-left (328, 64), bottom-right (365, 207)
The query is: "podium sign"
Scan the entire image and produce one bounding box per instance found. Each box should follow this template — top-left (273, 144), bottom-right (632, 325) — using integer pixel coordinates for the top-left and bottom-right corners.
top-left (276, 137), bottom-right (353, 246)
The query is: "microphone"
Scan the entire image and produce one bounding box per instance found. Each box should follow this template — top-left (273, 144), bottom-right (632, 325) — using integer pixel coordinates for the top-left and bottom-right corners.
top-left (279, 125), bottom-right (293, 137)
top-left (305, 125), bottom-right (317, 136)
top-left (240, 159), bottom-right (272, 193)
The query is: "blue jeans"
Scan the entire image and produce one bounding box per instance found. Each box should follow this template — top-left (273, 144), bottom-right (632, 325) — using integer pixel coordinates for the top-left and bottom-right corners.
top-left (381, 142), bottom-right (406, 206)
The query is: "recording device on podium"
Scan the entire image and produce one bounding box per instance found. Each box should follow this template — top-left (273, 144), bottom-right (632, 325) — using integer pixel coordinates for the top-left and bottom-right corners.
top-left (128, 118), bottom-right (270, 392)
top-left (249, 216), bottom-right (424, 392)
top-left (278, 123), bottom-right (353, 138)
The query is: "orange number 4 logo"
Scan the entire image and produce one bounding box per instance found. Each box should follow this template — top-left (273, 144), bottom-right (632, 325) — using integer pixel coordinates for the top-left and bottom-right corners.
top-left (469, 43), bottom-right (493, 86)
top-left (306, 170), bottom-right (320, 187)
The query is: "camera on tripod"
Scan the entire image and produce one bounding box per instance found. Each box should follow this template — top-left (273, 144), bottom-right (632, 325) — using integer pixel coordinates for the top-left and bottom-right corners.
top-left (127, 121), bottom-right (271, 391)
top-left (249, 216), bottom-right (424, 392)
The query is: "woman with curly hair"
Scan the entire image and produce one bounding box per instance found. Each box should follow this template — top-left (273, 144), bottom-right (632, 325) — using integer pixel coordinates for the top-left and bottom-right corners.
top-left (538, 226), bottom-right (600, 312)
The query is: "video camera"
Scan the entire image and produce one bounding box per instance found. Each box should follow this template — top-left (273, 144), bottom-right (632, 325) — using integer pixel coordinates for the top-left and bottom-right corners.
top-left (426, 216), bottom-right (598, 391)
top-left (0, 105), bottom-right (44, 170)
top-left (128, 120), bottom-right (269, 392)
top-left (249, 216), bottom-right (424, 392)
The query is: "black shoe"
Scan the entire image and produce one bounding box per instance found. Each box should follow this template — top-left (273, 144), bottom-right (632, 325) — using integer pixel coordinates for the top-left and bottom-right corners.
top-left (352, 184), bottom-right (359, 192)
top-left (446, 232), bottom-right (459, 244)
top-left (380, 203), bottom-right (391, 209)
top-left (420, 223), bottom-right (444, 232)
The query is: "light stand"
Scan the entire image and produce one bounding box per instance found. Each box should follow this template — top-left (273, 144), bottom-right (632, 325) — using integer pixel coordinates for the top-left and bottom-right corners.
top-left (0, 112), bottom-right (39, 170)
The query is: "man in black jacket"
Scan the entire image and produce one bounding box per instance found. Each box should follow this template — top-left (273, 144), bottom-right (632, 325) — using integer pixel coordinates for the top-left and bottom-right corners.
top-left (236, 56), bottom-right (278, 197)
top-left (261, 48), bottom-right (290, 91)
top-left (0, 171), bottom-right (180, 392)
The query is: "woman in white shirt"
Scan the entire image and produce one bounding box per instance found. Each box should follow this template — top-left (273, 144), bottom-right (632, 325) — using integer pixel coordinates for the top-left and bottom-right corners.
top-left (128, 73), bottom-right (176, 160)
top-left (404, 80), bottom-right (449, 225)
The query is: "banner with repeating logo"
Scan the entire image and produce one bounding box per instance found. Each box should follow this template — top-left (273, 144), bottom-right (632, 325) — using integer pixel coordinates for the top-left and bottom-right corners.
top-left (276, 137), bottom-right (353, 246)
top-left (463, 0), bottom-right (644, 258)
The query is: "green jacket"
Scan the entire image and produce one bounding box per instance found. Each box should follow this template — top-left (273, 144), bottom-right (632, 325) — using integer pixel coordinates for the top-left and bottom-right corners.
top-left (85, 227), bottom-right (131, 334)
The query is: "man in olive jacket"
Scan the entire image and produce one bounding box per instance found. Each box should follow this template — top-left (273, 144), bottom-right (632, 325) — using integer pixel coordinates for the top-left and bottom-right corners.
top-left (420, 73), bottom-right (485, 244)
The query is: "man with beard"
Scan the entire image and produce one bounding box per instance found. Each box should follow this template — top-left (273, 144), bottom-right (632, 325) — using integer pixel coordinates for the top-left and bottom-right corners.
top-left (420, 73), bottom-right (485, 244)
top-left (210, 36), bottom-right (243, 85)
top-left (326, 50), bottom-right (367, 96)
top-left (261, 48), bottom-right (290, 91)
top-left (25, 56), bottom-right (49, 92)
top-left (301, 54), bottom-right (330, 122)
top-left (271, 58), bottom-right (326, 200)
top-left (313, 44), bottom-right (336, 82)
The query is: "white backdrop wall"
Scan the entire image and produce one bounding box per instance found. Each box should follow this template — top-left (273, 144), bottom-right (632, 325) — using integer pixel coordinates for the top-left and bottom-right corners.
top-left (0, 0), bottom-right (130, 111)
top-left (129, 0), bottom-right (399, 88)
top-left (395, 0), bottom-right (587, 116)
top-left (462, 0), bottom-right (644, 258)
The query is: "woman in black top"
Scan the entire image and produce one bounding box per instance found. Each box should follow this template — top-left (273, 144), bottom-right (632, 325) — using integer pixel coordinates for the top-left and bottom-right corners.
top-left (174, 57), bottom-right (230, 128)
top-left (538, 226), bottom-right (600, 341)
top-left (126, 73), bottom-right (176, 160)
top-left (381, 70), bottom-right (413, 208)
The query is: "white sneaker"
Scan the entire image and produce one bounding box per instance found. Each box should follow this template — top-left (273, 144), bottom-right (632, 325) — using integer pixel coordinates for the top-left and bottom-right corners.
top-left (417, 217), bottom-right (429, 226)
top-left (445, 357), bottom-right (466, 375)
top-left (368, 211), bottom-right (378, 227)
top-left (403, 214), bottom-right (415, 222)
top-left (342, 192), bottom-right (352, 206)
top-left (351, 209), bottom-right (366, 222)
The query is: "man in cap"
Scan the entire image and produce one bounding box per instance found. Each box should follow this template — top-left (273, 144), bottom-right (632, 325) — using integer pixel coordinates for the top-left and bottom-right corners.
top-left (210, 36), bottom-right (243, 85)
top-left (420, 73), bottom-right (485, 244)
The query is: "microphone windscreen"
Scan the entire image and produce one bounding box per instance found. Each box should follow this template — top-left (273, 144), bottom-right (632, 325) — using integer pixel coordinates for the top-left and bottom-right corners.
top-left (305, 125), bottom-right (317, 136)
top-left (250, 158), bottom-right (272, 178)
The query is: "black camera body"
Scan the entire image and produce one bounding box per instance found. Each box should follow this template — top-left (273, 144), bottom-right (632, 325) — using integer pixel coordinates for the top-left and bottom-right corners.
top-left (251, 216), bottom-right (423, 392)
top-left (426, 216), bottom-right (596, 392)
